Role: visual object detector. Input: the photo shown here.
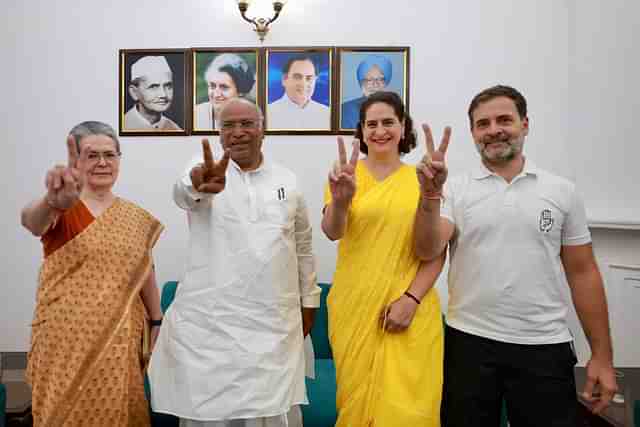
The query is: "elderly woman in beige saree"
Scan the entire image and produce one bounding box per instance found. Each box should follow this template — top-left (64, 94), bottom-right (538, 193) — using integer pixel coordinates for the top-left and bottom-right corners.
top-left (20, 121), bottom-right (164, 426)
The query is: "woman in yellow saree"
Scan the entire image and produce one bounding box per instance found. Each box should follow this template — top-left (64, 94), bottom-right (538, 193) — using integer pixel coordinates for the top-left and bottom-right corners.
top-left (322, 92), bottom-right (445, 426)
top-left (20, 121), bottom-right (164, 426)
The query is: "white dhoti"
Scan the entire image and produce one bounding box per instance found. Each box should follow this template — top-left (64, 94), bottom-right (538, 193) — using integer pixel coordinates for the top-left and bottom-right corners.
top-left (179, 406), bottom-right (302, 427)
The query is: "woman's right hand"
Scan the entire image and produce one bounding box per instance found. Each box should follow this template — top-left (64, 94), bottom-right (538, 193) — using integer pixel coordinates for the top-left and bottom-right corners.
top-left (328, 137), bottom-right (359, 207)
top-left (45, 135), bottom-right (83, 211)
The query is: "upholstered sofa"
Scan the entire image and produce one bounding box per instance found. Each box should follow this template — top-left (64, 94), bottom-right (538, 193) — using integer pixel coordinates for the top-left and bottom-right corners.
top-left (151, 282), bottom-right (547, 427)
top-left (301, 283), bottom-right (338, 427)
top-left (0, 383), bottom-right (6, 427)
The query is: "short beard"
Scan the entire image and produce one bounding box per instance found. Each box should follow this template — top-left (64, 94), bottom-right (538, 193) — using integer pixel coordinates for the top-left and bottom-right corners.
top-left (476, 135), bottom-right (523, 165)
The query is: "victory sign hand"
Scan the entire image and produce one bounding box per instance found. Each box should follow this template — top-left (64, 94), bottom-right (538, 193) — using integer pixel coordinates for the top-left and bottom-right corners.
top-left (328, 137), bottom-right (359, 207)
top-left (416, 124), bottom-right (451, 197)
top-left (190, 139), bottom-right (230, 194)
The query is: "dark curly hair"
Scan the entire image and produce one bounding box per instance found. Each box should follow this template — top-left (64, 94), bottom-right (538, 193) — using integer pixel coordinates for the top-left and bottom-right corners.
top-left (354, 91), bottom-right (417, 155)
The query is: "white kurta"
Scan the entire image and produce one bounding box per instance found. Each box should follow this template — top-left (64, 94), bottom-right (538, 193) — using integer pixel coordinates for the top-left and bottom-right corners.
top-left (267, 95), bottom-right (330, 130)
top-left (149, 155), bottom-right (320, 421)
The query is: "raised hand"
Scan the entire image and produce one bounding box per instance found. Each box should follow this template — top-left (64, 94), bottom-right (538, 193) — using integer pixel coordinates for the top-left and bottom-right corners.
top-left (190, 139), bottom-right (230, 194)
top-left (328, 137), bottom-right (359, 206)
top-left (45, 135), bottom-right (83, 211)
top-left (416, 124), bottom-right (451, 197)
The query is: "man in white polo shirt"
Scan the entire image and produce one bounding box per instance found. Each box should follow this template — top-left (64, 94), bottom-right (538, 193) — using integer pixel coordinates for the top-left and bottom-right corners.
top-left (413, 85), bottom-right (617, 426)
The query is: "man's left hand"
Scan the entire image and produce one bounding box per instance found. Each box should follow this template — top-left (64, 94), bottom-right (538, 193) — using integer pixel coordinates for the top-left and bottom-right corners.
top-left (581, 356), bottom-right (618, 414)
top-left (302, 307), bottom-right (317, 337)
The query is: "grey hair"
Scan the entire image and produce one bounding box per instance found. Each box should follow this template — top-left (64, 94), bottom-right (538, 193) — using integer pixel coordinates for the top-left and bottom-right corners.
top-left (205, 53), bottom-right (255, 95)
top-left (69, 121), bottom-right (121, 153)
top-left (218, 98), bottom-right (264, 127)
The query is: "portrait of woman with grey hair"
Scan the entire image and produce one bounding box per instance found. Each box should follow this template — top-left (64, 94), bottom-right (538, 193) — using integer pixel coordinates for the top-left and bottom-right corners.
top-left (194, 52), bottom-right (257, 131)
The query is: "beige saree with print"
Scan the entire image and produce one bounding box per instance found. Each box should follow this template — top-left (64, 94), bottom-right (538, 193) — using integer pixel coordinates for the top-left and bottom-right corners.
top-left (26, 198), bottom-right (163, 427)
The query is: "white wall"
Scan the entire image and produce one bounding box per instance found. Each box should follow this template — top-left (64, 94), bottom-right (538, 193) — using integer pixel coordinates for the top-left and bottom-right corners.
top-left (568, 0), bottom-right (640, 225)
top-left (567, 229), bottom-right (640, 366)
top-left (1, 0), bottom-right (637, 353)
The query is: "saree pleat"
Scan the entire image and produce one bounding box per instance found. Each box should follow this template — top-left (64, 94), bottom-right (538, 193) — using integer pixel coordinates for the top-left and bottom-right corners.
top-left (27, 198), bottom-right (163, 426)
top-left (326, 164), bottom-right (443, 427)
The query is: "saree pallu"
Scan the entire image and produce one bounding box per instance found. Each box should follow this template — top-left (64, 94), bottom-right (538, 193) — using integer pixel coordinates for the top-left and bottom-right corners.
top-left (326, 164), bottom-right (444, 427)
top-left (26, 198), bottom-right (163, 427)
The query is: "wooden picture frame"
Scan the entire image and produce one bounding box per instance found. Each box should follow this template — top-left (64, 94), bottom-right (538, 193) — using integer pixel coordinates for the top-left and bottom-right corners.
top-left (264, 47), bottom-right (334, 135)
top-left (119, 49), bottom-right (190, 136)
top-left (191, 48), bottom-right (262, 135)
top-left (336, 47), bottom-right (410, 134)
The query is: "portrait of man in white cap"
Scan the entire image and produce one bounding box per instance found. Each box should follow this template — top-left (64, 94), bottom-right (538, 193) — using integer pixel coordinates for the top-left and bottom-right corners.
top-left (124, 55), bottom-right (183, 131)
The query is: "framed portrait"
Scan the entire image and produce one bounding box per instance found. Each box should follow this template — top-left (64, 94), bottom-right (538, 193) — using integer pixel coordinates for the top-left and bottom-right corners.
top-left (191, 48), bottom-right (261, 135)
top-left (336, 47), bottom-right (410, 133)
top-left (119, 49), bottom-right (190, 136)
top-left (265, 47), bottom-right (334, 134)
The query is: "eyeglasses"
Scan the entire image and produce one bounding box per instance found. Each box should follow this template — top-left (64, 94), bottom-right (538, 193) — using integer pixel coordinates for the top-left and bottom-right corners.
top-left (221, 120), bottom-right (260, 131)
top-left (362, 77), bottom-right (386, 85)
top-left (87, 151), bottom-right (121, 163)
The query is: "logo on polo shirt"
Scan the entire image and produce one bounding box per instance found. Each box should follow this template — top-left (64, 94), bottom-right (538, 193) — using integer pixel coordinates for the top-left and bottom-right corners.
top-left (539, 209), bottom-right (554, 233)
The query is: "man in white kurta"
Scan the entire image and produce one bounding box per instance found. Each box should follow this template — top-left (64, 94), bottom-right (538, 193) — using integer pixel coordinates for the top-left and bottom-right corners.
top-left (267, 56), bottom-right (330, 130)
top-left (149, 98), bottom-right (320, 427)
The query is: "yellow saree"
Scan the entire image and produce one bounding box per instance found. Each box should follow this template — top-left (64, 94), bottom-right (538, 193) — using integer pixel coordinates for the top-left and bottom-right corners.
top-left (326, 163), bottom-right (443, 427)
top-left (26, 198), bottom-right (163, 427)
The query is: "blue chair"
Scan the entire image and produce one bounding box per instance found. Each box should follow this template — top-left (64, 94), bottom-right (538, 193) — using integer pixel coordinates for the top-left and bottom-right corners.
top-left (156, 281), bottom-right (338, 426)
top-left (302, 283), bottom-right (338, 427)
top-left (146, 281), bottom-right (180, 427)
top-left (160, 281), bottom-right (179, 314)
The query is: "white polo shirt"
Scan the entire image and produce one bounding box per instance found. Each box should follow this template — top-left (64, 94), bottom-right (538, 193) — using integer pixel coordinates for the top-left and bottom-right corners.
top-left (442, 160), bottom-right (591, 345)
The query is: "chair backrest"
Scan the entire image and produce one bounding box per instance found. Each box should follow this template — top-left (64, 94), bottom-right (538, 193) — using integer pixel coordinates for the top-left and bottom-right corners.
top-left (0, 383), bottom-right (6, 427)
top-left (310, 283), bottom-right (333, 360)
top-left (161, 281), bottom-right (179, 314)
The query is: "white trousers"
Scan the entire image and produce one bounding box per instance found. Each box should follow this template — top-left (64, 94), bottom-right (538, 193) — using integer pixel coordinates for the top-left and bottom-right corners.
top-left (179, 405), bottom-right (303, 427)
